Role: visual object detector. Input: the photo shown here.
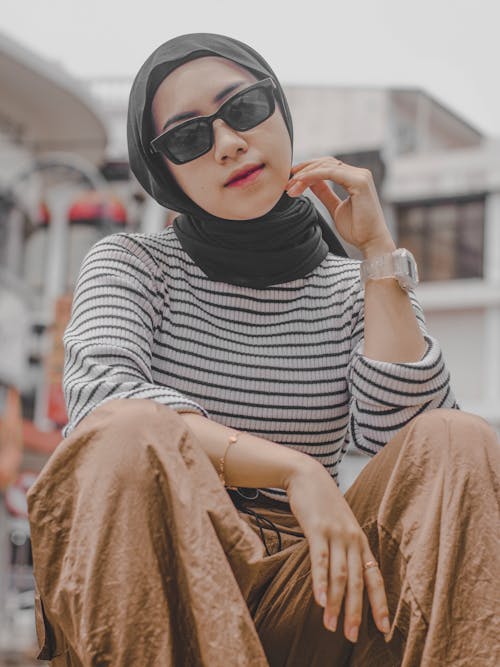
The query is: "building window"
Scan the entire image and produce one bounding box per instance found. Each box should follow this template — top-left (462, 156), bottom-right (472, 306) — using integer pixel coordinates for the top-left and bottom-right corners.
top-left (396, 197), bottom-right (485, 281)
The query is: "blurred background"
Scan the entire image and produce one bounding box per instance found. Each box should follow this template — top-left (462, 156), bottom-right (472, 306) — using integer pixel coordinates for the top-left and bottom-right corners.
top-left (1, 0), bottom-right (499, 662)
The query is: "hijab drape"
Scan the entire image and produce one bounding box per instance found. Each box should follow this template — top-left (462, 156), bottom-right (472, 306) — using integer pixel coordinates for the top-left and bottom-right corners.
top-left (127, 32), bottom-right (347, 288)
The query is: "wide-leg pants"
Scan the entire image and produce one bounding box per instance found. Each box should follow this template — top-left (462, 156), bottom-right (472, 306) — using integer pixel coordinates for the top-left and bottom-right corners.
top-left (26, 398), bottom-right (500, 666)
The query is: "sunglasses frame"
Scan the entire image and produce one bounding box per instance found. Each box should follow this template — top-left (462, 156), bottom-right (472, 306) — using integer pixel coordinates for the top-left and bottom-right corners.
top-left (149, 76), bottom-right (278, 165)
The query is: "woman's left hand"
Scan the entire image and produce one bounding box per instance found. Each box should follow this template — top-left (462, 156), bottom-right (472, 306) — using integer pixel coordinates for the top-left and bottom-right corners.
top-left (286, 157), bottom-right (395, 256)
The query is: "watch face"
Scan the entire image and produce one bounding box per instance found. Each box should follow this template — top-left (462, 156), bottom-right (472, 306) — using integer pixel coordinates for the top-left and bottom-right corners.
top-left (394, 249), bottom-right (419, 289)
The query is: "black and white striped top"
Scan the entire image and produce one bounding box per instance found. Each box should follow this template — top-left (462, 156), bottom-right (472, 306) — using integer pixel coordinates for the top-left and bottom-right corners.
top-left (62, 227), bottom-right (457, 501)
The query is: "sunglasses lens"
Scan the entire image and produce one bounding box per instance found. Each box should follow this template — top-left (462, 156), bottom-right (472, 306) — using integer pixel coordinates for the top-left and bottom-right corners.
top-left (162, 118), bottom-right (212, 164)
top-left (224, 86), bottom-right (274, 131)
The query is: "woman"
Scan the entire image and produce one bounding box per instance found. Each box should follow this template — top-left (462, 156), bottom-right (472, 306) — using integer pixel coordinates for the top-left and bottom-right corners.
top-left (27, 33), bottom-right (500, 666)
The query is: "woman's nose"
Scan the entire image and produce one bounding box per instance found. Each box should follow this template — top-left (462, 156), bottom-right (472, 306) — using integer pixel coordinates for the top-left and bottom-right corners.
top-left (212, 118), bottom-right (248, 161)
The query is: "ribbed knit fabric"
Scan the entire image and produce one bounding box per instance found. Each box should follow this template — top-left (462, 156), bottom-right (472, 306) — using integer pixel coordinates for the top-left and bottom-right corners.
top-left (61, 228), bottom-right (458, 501)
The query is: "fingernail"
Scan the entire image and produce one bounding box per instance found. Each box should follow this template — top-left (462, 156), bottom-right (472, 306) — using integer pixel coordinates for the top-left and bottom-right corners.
top-left (381, 616), bottom-right (390, 633)
top-left (348, 626), bottom-right (359, 643)
top-left (287, 182), bottom-right (302, 195)
top-left (325, 614), bottom-right (337, 632)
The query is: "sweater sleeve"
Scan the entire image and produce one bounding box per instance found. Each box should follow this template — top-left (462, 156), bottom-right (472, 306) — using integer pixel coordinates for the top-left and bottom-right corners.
top-left (60, 233), bottom-right (209, 439)
top-left (346, 274), bottom-right (459, 455)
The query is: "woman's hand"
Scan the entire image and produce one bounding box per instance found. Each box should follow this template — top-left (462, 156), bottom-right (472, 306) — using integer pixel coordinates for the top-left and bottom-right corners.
top-left (286, 157), bottom-right (395, 257)
top-left (283, 459), bottom-right (391, 643)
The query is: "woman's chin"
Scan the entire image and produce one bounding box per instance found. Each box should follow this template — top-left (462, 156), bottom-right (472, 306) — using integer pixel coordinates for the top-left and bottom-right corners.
top-left (221, 190), bottom-right (286, 221)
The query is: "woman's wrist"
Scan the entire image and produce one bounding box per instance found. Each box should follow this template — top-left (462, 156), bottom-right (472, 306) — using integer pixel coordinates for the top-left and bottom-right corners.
top-left (282, 455), bottom-right (328, 492)
top-left (359, 234), bottom-right (396, 260)
top-left (179, 411), bottom-right (314, 490)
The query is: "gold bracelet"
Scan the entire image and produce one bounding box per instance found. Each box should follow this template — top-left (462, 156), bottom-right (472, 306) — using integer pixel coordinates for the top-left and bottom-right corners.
top-left (219, 430), bottom-right (243, 487)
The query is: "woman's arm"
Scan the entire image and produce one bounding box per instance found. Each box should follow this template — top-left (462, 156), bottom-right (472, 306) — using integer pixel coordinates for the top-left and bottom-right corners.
top-left (285, 158), bottom-right (458, 456)
top-left (361, 237), bottom-right (427, 363)
top-left (178, 411), bottom-right (315, 489)
top-left (287, 156), bottom-right (424, 362)
top-left (62, 235), bottom-right (209, 438)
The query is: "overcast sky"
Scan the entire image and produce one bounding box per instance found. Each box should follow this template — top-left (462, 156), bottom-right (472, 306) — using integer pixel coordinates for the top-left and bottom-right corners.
top-left (3, 0), bottom-right (500, 138)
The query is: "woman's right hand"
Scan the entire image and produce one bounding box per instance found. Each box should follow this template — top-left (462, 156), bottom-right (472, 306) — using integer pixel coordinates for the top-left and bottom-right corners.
top-left (283, 459), bottom-right (391, 643)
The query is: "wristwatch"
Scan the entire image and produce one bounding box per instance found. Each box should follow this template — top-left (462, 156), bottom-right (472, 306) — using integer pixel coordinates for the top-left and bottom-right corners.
top-left (359, 248), bottom-right (419, 291)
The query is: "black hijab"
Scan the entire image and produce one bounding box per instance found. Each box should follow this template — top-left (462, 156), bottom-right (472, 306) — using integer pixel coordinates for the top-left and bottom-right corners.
top-left (127, 32), bottom-right (347, 288)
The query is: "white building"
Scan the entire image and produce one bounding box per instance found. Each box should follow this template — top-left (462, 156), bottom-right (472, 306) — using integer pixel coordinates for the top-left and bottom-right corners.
top-left (288, 84), bottom-right (499, 430)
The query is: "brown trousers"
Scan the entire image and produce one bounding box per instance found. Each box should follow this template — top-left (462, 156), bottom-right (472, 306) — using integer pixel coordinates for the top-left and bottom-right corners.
top-left (27, 399), bottom-right (500, 666)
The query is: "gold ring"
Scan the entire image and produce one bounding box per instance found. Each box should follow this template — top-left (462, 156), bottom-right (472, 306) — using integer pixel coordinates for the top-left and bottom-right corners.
top-left (363, 559), bottom-right (379, 570)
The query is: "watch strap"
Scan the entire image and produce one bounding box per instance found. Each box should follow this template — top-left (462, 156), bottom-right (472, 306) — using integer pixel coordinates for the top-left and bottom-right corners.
top-left (360, 248), bottom-right (419, 290)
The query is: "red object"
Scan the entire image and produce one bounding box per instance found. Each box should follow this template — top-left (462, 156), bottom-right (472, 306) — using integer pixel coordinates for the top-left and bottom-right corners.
top-left (22, 419), bottom-right (62, 454)
top-left (47, 387), bottom-right (67, 428)
top-left (68, 190), bottom-right (127, 224)
top-left (0, 386), bottom-right (62, 491)
top-left (1, 417), bottom-right (62, 453)
top-left (36, 201), bottom-right (51, 226)
top-left (0, 387), bottom-right (24, 490)
top-left (45, 295), bottom-right (72, 426)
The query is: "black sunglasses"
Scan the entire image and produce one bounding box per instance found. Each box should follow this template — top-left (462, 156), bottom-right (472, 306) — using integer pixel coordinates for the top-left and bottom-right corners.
top-left (149, 77), bottom-right (278, 165)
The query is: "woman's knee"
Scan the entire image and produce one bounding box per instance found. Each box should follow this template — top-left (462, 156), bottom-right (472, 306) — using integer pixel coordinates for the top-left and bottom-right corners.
top-left (75, 398), bottom-right (190, 488)
top-left (408, 407), bottom-right (499, 458)
top-left (87, 398), bottom-right (186, 443)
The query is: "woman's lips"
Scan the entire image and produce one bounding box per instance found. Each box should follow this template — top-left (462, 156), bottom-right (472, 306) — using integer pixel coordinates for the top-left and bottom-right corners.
top-left (225, 164), bottom-right (265, 188)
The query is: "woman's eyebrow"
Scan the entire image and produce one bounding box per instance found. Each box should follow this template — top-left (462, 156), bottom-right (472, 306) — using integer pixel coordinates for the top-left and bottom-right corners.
top-left (162, 80), bottom-right (247, 131)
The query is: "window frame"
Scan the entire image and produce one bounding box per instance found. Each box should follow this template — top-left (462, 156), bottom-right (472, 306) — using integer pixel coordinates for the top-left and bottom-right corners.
top-left (395, 193), bottom-right (486, 283)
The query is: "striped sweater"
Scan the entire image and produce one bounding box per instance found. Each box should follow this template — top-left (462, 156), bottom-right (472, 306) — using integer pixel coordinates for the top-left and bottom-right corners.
top-left (61, 227), bottom-right (457, 501)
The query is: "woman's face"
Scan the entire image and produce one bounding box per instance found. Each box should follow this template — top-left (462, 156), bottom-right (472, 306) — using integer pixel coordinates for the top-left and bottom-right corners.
top-left (151, 56), bottom-right (292, 220)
